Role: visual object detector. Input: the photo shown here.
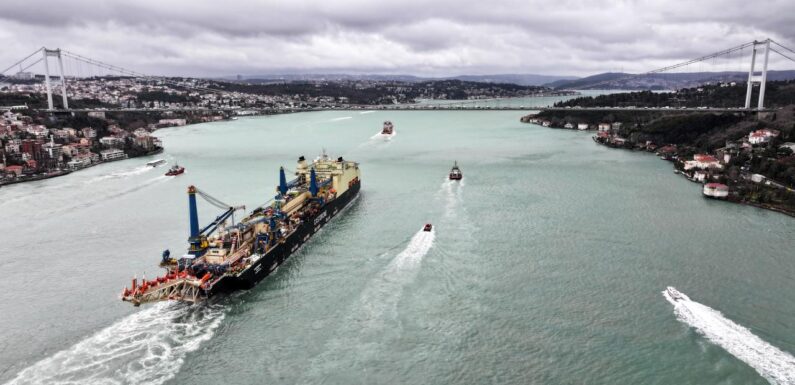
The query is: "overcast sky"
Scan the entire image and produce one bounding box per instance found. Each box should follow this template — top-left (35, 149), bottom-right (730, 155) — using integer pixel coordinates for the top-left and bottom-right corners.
top-left (1, 0), bottom-right (794, 77)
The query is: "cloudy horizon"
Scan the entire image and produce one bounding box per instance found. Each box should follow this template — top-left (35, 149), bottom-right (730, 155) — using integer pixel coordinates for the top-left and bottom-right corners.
top-left (2, 0), bottom-right (794, 78)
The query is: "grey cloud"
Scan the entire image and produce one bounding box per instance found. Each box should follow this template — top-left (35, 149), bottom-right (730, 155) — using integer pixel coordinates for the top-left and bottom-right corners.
top-left (1, 0), bottom-right (794, 77)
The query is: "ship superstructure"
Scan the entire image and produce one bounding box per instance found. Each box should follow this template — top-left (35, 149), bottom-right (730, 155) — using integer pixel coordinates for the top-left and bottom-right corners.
top-left (122, 153), bottom-right (361, 306)
top-left (381, 121), bottom-right (394, 135)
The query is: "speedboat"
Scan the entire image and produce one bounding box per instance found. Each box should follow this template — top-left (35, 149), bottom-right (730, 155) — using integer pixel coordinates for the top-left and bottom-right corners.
top-left (423, 223), bottom-right (433, 232)
top-left (147, 159), bottom-right (166, 167)
top-left (449, 161), bottom-right (462, 180)
top-left (665, 286), bottom-right (688, 302)
top-left (381, 121), bottom-right (394, 135)
top-left (165, 164), bottom-right (185, 176)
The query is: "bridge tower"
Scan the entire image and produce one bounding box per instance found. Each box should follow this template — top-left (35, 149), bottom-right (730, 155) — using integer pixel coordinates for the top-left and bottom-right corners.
top-left (41, 48), bottom-right (69, 111)
top-left (744, 39), bottom-right (771, 110)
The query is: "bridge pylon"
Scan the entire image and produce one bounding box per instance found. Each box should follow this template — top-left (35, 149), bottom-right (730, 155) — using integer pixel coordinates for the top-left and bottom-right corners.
top-left (41, 48), bottom-right (68, 111)
top-left (744, 39), bottom-right (771, 110)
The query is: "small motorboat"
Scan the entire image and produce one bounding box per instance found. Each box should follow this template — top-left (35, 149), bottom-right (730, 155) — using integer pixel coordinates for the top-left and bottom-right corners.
top-left (665, 286), bottom-right (688, 302)
top-left (165, 164), bottom-right (185, 176)
top-left (147, 159), bottom-right (166, 167)
top-left (449, 161), bottom-right (463, 180)
top-left (381, 121), bottom-right (394, 135)
top-left (423, 223), bottom-right (433, 232)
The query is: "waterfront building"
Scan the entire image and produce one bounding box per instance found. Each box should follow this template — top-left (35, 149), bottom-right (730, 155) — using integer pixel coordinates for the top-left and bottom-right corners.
top-left (577, 123), bottom-right (589, 130)
top-left (703, 183), bottom-right (729, 199)
top-left (100, 149), bottom-right (126, 161)
top-left (67, 155), bottom-right (91, 170)
top-left (598, 123), bottom-right (611, 131)
top-left (4, 165), bottom-right (23, 176)
top-left (684, 154), bottom-right (722, 171)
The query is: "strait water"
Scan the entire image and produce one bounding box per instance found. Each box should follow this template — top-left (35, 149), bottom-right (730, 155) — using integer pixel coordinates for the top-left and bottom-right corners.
top-left (1, 107), bottom-right (794, 384)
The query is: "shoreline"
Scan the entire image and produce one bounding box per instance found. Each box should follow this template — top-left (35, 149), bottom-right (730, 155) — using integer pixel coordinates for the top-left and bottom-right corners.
top-left (523, 120), bottom-right (795, 219)
top-left (0, 147), bottom-right (164, 188)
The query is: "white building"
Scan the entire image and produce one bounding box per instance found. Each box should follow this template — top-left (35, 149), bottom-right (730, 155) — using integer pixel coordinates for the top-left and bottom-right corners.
top-left (67, 154), bottom-right (92, 170)
top-left (577, 123), bottom-right (589, 130)
top-left (100, 149), bottom-right (127, 161)
top-left (748, 129), bottom-right (779, 145)
top-left (598, 123), bottom-right (611, 131)
top-left (703, 183), bottom-right (729, 199)
top-left (99, 136), bottom-right (125, 148)
top-left (684, 154), bottom-right (723, 171)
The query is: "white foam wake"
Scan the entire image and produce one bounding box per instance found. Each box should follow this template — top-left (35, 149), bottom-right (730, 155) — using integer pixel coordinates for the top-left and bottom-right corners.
top-left (663, 288), bottom-right (795, 385)
top-left (359, 110), bottom-right (375, 114)
top-left (329, 116), bottom-right (352, 122)
top-left (6, 302), bottom-right (225, 385)
top-left (389, 227), bottom-right (436, 272)
top-left (357, 228), bottom-right (435, 324)
top-left (87, 165), bottom-right (155, 183)
top-left (369, 131), bottom-right (396, 140)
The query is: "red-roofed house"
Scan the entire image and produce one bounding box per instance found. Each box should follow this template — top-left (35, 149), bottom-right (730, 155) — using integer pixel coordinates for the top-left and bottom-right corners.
top-left (703, 183), bottom-right (729, 199)
top-left (748, 129), bottom-right (780, 145)
top-left (684, 154), bottom-right (722, 170)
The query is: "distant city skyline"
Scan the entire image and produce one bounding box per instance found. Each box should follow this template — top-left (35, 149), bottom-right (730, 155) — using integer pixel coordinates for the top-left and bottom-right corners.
top-left (2, 0), bottom-right (794, 78)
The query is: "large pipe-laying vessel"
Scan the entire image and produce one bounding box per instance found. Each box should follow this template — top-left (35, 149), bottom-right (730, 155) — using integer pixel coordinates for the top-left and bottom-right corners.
top-left (121, 152), bottom-right (361, 306)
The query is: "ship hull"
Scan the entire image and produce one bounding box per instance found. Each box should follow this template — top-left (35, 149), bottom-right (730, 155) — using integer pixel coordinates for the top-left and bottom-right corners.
top-left (206, 180), bottom-right (361, 296)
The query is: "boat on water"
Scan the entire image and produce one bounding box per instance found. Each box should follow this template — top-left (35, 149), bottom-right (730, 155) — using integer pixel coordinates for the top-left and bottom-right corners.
top-left (147, 159), bottom-right (166, 167)
top-left (665, 286), bottom-right (689, 302)
top-left (381, 121), bottom-right (395, 136)
top-left (449, 161), bottom-right (463, 180)
top-left (165, 164), bottom-right (185, 176)
top-left (121, 153), bottom-right (361, 306)
top-left (423, 223), bottom-right (433, 232)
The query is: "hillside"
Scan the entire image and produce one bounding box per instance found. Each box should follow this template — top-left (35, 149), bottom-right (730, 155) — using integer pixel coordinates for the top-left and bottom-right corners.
top-left (548, 70), bottom-right (795, 90)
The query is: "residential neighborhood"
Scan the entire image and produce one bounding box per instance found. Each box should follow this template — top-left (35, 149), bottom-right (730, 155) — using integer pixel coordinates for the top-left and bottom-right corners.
top-left (0, 109), bottom-right (163, 185)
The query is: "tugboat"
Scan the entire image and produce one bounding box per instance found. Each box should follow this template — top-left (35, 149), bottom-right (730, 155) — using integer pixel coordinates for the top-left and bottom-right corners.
top-left (121, 154), bottom-right (362, 306)
top-left (381, 121), bottom-right (394, 135)
top-left (423, 223), bottom-right (433, 232)
top-left (449, 161), bottom-right (463, 180)
top-left (165, 163), bottom-right (185, 176)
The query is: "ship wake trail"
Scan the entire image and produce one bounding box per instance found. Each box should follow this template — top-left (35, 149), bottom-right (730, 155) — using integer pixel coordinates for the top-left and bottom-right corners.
top-left (87, 164), bottom-right (154, 183)
top-left (369, 131), bottom-right (396, 140)
top-left (663, 288), bottom-right (795, 385)
top-left (306, 229), bottom-right (435, 379)
top-left (7, 303), bottom-right (225, 385)
top-left (359, 228), bottom-right (435, 323)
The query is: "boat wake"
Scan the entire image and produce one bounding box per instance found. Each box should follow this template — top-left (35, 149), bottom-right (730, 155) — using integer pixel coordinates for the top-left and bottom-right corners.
top-left (6, 302), bottom-right (225, 385)
top-left (329, 116), bottom-right (352, 122)
top-left (663, 287), bottom-right (795, 385)
top-left (304, 228), bottom-right (435, 378)
top-left (86, 164), bottom-right (155, 183)
top-left (359, 110), bottom-right (375, 114)
top-left (352, 228), bottom-right (435, 329)
top-left (369, 131), bottom-right (396, 140)
top-left (439, 177), bottom-right (465, 219)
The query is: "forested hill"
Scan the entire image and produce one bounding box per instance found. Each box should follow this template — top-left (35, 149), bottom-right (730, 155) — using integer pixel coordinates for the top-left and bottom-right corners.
top-left (553, 81), bottom-right (795, 109)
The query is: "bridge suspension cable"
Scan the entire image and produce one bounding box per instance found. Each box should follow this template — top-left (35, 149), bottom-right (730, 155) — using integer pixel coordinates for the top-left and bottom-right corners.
top-left (0, 47), bottom-right (45, 75)
top-left (769, 40), bottom-right (795, 63)
top-left (562, 41), bottom-right (759, 90)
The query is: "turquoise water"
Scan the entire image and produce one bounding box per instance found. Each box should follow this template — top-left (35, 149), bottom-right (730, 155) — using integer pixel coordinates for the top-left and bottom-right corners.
top-left (1, 109), bottom-right (794, 384)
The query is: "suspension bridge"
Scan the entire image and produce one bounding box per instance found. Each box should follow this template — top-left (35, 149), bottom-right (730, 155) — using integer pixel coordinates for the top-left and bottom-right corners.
top-left (2, 39), bottom-right (795, 113)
